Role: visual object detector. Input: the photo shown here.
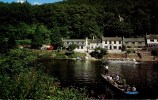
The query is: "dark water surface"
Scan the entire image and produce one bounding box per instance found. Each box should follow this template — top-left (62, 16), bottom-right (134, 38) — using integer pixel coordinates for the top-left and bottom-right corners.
top-left (41, 60), bottom-right (158, 99)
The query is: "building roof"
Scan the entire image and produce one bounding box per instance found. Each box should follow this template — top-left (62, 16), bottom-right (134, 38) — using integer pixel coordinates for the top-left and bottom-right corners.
top-left (123, 38), bottom-right (145, 42)
top-left (146, 35), bottom-right (158, 39)
top-left (62, 39), bottom-right (86, 41)
top-left (88, 39), bottom-right (101, 43)
top-left (102, 37), bottom-right (122, 41)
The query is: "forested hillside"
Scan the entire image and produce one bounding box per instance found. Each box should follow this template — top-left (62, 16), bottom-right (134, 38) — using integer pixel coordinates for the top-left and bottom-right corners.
top-left (0, 0), bottom-right (158, 48)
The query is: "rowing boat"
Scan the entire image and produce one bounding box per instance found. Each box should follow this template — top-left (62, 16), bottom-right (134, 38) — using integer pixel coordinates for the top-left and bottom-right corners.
top-left (101, 74), bottom-right (139, 95)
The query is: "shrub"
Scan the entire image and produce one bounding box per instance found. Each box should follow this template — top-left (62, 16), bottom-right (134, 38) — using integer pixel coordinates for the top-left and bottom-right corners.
top-left (16, 39), bottom-right (31, 45)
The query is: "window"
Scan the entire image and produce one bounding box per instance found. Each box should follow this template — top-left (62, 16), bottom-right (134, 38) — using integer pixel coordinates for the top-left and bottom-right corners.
top-left (109, 41), bottom-right (112, 44)
top-left (81, 46), bottom-right (83, 49)
top-left (132, 42), bottom-right (135, 44)
top-left (114, 41), bottom-right (116, 44)
top-left (119, 46), bottom-right (121, 49)
top-left (138, 42), bottom-right (142, 45)
top-left (119, 41), bottom-right (121, 44)
top-left (105, 41), bottom-right (107, 44)
top-left (127, 46), bottom-right (131, 48)
top-left (138, 46), bottom-right (142, 48)
top-left (150, 39), bottom-right (154, 42)
top-left (125, 42), bottom-right (128, 44)
top-left (113, 46), bottom-right (117, 49)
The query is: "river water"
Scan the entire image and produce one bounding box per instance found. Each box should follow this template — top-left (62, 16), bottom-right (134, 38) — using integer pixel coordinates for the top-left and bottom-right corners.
top-left (41, 60), bottom-right (158, 99)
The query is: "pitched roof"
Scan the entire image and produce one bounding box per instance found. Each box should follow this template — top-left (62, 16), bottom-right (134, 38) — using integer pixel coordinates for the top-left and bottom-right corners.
top-left (146, 35), bottom-right (158, 39)
top-left (88, 39), bottom-right (101, 43)
top-left (102, 37), bottom-right (122, 41)
top-left (62, 39), bottom-right (85, 41)
top-left (123, 38), bottom-right (145, 42)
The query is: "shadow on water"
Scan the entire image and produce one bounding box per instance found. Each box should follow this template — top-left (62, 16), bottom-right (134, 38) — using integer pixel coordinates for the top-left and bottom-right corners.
top-left (40, 60), bottom-right (158, 99)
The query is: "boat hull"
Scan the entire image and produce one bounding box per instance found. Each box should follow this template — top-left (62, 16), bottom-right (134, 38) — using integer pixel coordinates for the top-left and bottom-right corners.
top-left (101, 74), bottom-right (139, 95)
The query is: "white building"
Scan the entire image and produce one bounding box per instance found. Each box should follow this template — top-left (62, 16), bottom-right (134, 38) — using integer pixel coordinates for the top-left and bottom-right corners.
top-left (146, 35), bottom-right (158, 49)
top-left (123, 37), bottom-right (146, 50)
top-left (102, 37), bottom-right (122, 53)
top-left (62, 38), bottom-right (88, 52)
top-left (87, 39), bottom-right (102, 52)
top-left (62, 37), bottom-right (123, 53)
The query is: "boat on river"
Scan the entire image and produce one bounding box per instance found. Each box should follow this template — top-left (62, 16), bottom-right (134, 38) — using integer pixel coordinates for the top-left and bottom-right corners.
top-left (102, 58), bottom-right (139, 64)
top-left (101, 74), bottom-right (139, 95)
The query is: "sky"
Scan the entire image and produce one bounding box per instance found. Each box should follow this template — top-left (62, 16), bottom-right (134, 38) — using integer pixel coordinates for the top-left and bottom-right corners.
top-left (0, 0), bottom-right (63, 5)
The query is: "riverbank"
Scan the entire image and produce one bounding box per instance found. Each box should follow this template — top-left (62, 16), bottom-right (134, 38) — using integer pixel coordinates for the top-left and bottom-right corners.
top-left (32, 49), bottom-right (99, 61)
top-left (104, 53), bottom-right (158, 62)
top-left (32, 49), bottom-right (158, 62)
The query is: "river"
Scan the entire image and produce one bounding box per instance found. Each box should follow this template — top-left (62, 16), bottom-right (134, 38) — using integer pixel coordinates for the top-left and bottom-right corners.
top-left (41, 59), bottom-right (158, 99)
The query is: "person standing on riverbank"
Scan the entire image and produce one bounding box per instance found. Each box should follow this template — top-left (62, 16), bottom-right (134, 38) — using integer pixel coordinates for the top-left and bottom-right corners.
top-left (104, 66), bottom-right (109, 75)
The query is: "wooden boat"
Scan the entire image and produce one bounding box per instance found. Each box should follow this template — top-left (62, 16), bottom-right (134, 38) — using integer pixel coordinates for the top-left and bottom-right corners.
top-left (101, 74), bottom-right (139, 95)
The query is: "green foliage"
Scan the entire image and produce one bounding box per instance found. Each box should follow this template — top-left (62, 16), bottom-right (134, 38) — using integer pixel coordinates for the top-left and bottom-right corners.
top-left (50, 87), bottom-right (88, 100)
top-left (67, 52), bottom-right (86, 58)
top-left (51, 28), bottom-right (63, 49)
top-left (16, 39), bottom-right (31, 45)
top-left (0, 34), bottom-right (8, 53)
top-left (7, 33), bottom-right (17, 49)
top-left (1, 0), bottom-right (158, 40)
top-left (90, 47), bottom-right (107, 58)
top-left (31, 24), bottom-right (51, 49)
top-left (68, 44), bottom-right (78, 51)
top-left (0, 49), bottom-right (88, 99)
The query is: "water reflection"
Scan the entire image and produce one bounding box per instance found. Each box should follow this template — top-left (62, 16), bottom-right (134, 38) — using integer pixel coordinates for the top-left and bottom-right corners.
top-left (42, 60), bottom-right (158, 99)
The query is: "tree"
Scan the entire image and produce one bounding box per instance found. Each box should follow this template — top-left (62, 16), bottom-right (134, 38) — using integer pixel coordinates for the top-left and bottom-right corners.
top-left (68, 44), bottom-right (78, 51)
top-left (31, 24), bottom-right (51, 49)
top-left (7, 33), bottom-right (17, 49)
top-left (0, 33), bottom-right (8, 53)
top-left (51, 27), bottom-right (63, 49)
top-left (90, 47), bottom-right (107, 58)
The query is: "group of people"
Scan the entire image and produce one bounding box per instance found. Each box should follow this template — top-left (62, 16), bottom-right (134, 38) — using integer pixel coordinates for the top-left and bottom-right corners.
top-left (104, 65), bottom-right (137, 92)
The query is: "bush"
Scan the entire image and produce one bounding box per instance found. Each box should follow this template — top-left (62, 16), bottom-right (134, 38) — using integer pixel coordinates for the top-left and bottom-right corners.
top-left (90, 48), bottom-right (107, 59)
top-left (0, 49), bottom-right (88, 99)
top-left (16, 39), bottom-right (31, 45)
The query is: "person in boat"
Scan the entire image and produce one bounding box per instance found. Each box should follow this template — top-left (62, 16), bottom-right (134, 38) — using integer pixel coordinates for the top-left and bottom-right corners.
top-left (115, 74), bottom-right (120, 81)
top-left (104, 65), bottom-right (108, 75)
top-left (114, 81), bottom-right (118, 88)
top-left (132, 85), bottom-right (137, 92)
top-left (122, 78), bottom-right (127, 88)
top-left (125, 85), bottom-right (131, 92)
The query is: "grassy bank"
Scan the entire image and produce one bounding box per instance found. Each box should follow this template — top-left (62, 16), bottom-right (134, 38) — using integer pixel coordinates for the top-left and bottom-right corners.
top-left (32, 50), bottom-right (86, 60)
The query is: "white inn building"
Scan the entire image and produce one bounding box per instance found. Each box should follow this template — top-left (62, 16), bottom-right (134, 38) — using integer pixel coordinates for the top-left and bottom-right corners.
top-left (62, 37), bottom-right (122, 53)
top-left (62, 35), bottom-right (157, 53)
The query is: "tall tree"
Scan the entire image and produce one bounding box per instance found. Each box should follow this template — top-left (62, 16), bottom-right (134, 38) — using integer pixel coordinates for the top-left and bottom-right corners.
top-left (31, 24), bottom-right (51, 49)
top-left (0, 33), bottom-right (8, 53)
top-left (7, 33), bottom-right (17, 49)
